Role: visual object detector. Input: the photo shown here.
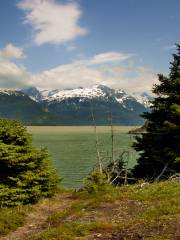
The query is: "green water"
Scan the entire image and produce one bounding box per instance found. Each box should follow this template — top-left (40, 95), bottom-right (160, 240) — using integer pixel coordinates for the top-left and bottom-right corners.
top-left (27, 126), bottom-right (138, 188)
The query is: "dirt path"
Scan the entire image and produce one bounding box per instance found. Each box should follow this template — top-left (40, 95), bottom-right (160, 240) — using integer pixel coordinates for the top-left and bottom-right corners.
top-left (1, 193), bottom-right (74, 240)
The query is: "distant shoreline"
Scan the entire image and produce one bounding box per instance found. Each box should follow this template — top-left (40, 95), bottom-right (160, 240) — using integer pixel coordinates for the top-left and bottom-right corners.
top-left (26, 125), bottom-right (140, 133)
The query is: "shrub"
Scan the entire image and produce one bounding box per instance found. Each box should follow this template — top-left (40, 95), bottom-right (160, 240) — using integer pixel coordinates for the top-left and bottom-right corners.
top-left (83, 170), bottom-right (111, 194)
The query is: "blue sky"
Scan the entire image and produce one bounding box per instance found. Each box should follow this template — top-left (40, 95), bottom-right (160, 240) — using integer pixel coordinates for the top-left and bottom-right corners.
top-left (0, 0), bottom-right (179, 93)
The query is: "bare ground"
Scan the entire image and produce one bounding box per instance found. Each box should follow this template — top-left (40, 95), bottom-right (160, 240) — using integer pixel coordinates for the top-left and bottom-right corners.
top-left (0, 193), bottom-right (75, 240)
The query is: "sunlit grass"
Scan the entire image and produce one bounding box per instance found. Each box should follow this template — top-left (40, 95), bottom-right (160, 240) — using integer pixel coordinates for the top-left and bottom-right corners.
top-left (0, 207), bottom-right (28, 236)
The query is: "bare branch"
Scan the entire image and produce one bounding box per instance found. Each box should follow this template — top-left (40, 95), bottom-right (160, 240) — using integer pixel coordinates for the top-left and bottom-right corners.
top-left (155, 162), bottom-right (169, 182)
top-left (91, 104), bottom-right (103, 174)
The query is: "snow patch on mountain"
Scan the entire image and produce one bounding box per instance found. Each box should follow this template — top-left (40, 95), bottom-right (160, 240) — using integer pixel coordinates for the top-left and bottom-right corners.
top-left (40, 85), bottom-right (107, 102)
top-left (132, 92), bottom-right (153, 108)
top-left (0, 89), bottom-right (25, 97)
top-left (21, 85), bottom-right (153, 109)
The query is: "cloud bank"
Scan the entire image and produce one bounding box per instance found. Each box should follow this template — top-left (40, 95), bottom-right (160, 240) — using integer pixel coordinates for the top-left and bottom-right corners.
top-left (18, 0), bottom-right (88, 45)
top-left (0, 43), bottom-right (158, 93)
top-left (30, 58), bottom-right (157, 93)
top-left (0, 59), bottom-right (29, 89)
top-left (0, 44), bottom-right (28, 88)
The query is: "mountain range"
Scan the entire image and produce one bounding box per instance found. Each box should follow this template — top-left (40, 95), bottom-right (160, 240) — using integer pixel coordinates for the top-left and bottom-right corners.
top-left (0, 85), bottom-right (152, 125)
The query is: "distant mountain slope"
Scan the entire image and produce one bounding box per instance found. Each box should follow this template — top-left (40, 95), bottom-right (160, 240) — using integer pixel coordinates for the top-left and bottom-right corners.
top-left (132, 92), bottom-right (153, 108)
top-left (23, 85), bottom-right (152, 108)
top-left (0, 85), bottom-right (151, 125)
top-left (0, 89), bottom-right (55, 125)
top-left (22, 85), bottom-right (150, 125)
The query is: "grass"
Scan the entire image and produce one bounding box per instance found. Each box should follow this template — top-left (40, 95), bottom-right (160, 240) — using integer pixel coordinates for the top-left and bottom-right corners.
top-left (27, 126), bottom-right (138, 188)
top-left (0, 180), bottom-right (179, 239)
top-left (0, 206), bottom-right (28, 236)
top-left (31, 222), bottom-right (114, 240)
top-left (27, 180), bottom-right (180, 240)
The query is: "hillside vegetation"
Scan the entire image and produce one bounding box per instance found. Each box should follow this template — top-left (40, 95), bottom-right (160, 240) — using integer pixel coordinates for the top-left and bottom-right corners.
top-left (0, 180), bottom-right (179, 240)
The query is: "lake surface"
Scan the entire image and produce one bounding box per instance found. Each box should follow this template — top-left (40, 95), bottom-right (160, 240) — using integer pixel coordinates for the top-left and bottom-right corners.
top-left (27, 126), bottom-right (139, 188)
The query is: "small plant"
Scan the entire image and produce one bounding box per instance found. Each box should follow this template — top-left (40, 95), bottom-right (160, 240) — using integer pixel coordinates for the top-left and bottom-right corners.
top-left (105, 151), bottom-right (133, 185)
top-left (83, 170), bottom-right (111, 194)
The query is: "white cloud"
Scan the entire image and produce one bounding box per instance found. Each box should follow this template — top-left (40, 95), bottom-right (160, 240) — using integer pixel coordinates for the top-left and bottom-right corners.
top-left (0, 44), bottom-right (25, 59)
top-left (29, 51), bottom-right (133, 89)
top-left (71, 52), bottom-right (132, 66)
top-left (89, 52), bottom-right (132, 65)
top-left (0, 59), bottom-right (30, 88)
top-left (30, 63), bottom-right (105, 89)
top-left (18, 0), bottom-right (88, 45)
top-left (0, 49), bottom-right (158, 93)
top-left (105, 65), bottom-right (157, 94)
top-left (0, 44), bottom-right (28, 88)
top-left (28, 52), bottom-right (158, 93)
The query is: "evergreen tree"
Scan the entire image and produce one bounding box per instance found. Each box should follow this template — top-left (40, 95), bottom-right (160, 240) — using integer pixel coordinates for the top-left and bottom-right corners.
top-left (133, 45), bottom-right (180, 181)
top-left (0, 119), bottom-right (59, 207)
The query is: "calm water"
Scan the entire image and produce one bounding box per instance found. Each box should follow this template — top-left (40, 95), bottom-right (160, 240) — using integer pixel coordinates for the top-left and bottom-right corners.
top-left (27, 126), bottom-right (138, 188)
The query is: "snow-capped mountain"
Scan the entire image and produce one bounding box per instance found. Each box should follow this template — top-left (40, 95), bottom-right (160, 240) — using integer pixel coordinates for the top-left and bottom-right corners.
top-left (0, 89), bottom-right (26, 97)
top-left (23, 85), bottom-right (152, 109)
top-left (132, 92), bottom-right (153, 108)
top-left (0, 88), bottom-right (54, 125)
top-left (21, 85), bottom-right (151, 125)
top-left (0, 85), bottom-right (151, 125)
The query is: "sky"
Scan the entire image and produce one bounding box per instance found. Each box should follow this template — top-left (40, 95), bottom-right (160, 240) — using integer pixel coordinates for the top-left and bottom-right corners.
top-left (0, 0), bottom-right (179, 93)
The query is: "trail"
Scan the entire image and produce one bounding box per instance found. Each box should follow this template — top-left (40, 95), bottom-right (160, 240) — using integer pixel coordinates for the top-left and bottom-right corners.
top-left (1, 193), bottom-right (74, 240)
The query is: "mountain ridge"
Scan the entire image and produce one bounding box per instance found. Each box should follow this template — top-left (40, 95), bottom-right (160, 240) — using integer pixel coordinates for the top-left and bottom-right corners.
top-left (0, 89), bottom-right (56, 125)
top-left (22, 85), bottom-right (151, 125)
top-left (22, 85), bottom-right (152, 108)
top-left (0, 85), bottom-right (151, 125)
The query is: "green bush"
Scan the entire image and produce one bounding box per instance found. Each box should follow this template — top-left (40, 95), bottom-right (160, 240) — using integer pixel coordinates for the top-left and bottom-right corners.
top-left (83, 170), bottom-right (112, 194)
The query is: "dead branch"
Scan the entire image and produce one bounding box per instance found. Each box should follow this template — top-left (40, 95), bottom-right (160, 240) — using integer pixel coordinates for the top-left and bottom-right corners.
top-left (91, 105), bottom-right (103, 174)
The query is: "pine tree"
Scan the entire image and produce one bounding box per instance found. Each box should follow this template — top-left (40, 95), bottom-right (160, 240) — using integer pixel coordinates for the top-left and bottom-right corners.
top-left (133, 45), bottom-right (180, 181)
top-left (0, 119), bottom-right (59, 207)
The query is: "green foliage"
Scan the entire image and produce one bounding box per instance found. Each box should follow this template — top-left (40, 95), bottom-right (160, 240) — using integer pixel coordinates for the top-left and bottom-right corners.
top-left (83, 170), bottom-right (111, 194)
top-left (105, 151), bottom-right (134, 185)
top-left (0, 119), bottom-right (59, 207)
top-left (31, 222), bottom-right (108, 240)
top-left (133, 45), bottom-right (180, 180)
top-left (129, 181), bottom-right (180, 201)
top-left (0, 207), bottom-right (26, 236)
